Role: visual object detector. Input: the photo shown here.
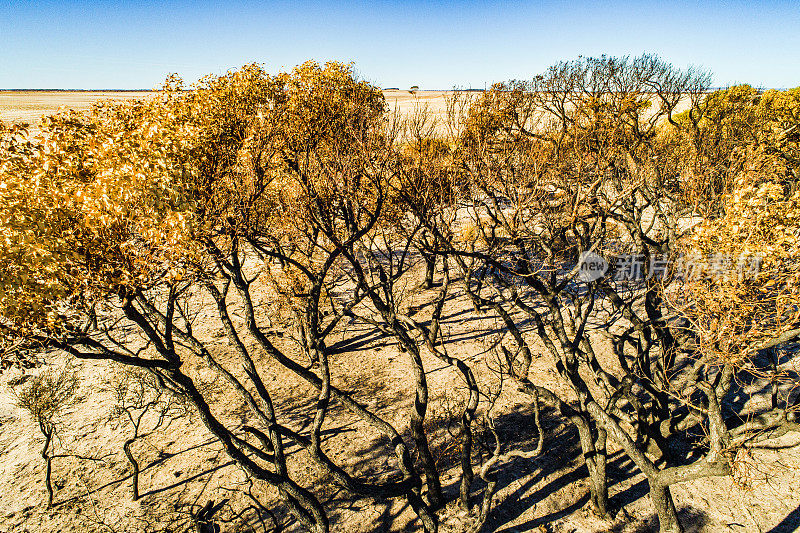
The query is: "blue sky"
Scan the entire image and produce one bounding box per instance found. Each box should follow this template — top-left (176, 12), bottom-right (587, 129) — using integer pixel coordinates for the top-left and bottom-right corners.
top-left (1, 0), bottom-right (798, 89)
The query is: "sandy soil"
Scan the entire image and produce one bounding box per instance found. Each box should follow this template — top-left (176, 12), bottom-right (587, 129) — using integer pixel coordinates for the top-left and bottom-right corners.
top-left (1, 257), bottom-right (799, 533)
top-left (0, 90), bottom-right (453, 134)
top-left (0, 90), bottom-right (693, 139)
top-left (384, 90), bottom-right (453, 126)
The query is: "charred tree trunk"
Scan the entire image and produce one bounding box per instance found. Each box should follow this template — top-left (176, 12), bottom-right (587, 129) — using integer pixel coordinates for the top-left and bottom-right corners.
top-left (422, 252), bottom-right (436, 289)
top-left (405, 340), bottom-right (443, 509)
top-left (650, 481), bottom-right (683, 533)
top-left (590, 427), bottom-right (609, 517)
top-left (41, 425), bottom-right (54, 508)
top-left (123, 438), bottom-right (140, 500)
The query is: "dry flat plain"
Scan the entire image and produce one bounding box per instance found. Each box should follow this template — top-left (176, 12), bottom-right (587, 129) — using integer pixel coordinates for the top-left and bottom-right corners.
top-left (0, 91), bottom-right (153, 129)
top-left (1, 92), bottom-right (799, 533)
top-left (0, 90), bottom-right (452, 133)
top-left (0, 89), bottom-right (694, 137)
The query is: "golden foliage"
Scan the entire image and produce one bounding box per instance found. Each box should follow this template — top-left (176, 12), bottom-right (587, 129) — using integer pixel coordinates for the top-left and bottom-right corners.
top-left (0, 61), bottom-right (388, 352)
top-left (680, 146), bottom-right (800, 362)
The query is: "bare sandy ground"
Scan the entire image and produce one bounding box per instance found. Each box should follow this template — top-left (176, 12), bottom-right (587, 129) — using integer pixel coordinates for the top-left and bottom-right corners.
top-left (1, 258), bottom-right (798, 533)
top-left (0, 90), bottom-right (693, 138)
top-left (383, 90), bottom-right (452, 124)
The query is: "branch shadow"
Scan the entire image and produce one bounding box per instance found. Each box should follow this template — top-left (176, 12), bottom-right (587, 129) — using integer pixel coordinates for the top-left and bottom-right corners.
top-left (612, 506), bottom-right (711, 533)
top-left (54, 436), bottom-right (224, 507)
top-left (139, 460), bottom-right (236, 498)
top-left (477, 411), bottom-right (653, 533)
top-left (766, 502), bottom-right (800, 533)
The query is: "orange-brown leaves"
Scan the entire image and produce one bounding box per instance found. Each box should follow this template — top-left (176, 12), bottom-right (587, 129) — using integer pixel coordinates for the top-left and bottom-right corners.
top-left (680, 147), bottom-right (800, 362)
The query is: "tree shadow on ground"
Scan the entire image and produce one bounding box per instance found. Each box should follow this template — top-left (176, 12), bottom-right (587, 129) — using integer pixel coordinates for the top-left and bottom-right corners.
top-left (469, 407), bottom-right (592, 532)
top-left (766, 502), bottom-right (800, 533)
top-left (477, 407), bottom-right (664, 533)
top-left (324, 490), bottom-right (412, 533)
top-left (613, 506), bottom-right (711, 533)
top-left (55, 436), bottom-right (226, 507)
top-left (328, 326), bottom-right (393, 355)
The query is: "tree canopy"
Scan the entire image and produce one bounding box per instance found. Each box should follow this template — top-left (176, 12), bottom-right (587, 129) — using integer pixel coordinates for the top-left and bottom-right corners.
top-left (1, 56), bottom-right (799, 533)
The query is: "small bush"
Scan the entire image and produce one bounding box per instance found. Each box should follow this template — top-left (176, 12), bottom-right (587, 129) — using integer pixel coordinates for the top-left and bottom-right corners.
top-left (15, 366), bottom-right (79, 428)
top-left (14, 365), bottom-right (79, 507)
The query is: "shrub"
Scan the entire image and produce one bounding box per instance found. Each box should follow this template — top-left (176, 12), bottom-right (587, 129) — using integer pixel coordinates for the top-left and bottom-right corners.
top-left (14, 366), bottom-right (79, 507)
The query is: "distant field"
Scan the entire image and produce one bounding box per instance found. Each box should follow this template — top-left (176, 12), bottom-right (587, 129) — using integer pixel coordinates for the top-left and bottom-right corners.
top-left (0, 90), bottom-right (453, 133)
top-left (1, 90), bottom-right (696, 140)
top-left (383, 89), bottom-right (451, 123)
top-left (0, 91), bottom-right (153, 129)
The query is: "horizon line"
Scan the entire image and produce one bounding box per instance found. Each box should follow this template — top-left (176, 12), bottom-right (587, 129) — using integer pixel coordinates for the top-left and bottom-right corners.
top-left (1, 86), bottom-right (792, 93)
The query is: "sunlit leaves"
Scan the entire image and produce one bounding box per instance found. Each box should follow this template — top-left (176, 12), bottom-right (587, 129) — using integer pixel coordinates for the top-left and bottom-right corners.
top-left (0, 86), bottom-right (202, 344)
top-left (681, 145), bottom-right (800, 362)
top-left (0, 61), bottom-right (392, 363)
top-left (676, 86), bottom-right (800, 362)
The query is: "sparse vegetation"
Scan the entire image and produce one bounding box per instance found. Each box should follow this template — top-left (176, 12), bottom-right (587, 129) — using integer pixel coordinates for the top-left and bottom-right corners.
top-left (1, 55), bottom-right (799, 532)
top-left (109, 367), bottom-right (188, 500)
top-left (14, 366), bottom-right (80, 507)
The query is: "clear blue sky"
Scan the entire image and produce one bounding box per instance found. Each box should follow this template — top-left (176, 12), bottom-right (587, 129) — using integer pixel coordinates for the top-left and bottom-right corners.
top-left (1, 0), bottom-right (798, 89)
